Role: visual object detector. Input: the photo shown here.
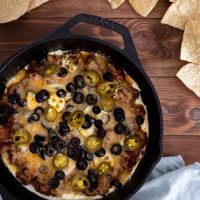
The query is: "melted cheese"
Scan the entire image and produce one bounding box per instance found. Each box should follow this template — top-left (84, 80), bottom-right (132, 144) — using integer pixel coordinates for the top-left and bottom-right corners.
top-left (78, 125), bottom-right (95, 137)
top-left (49, 50), bottom-right (65, 56)
top-left (2, 152), bottom-right (18, 175)
top-left (63, 159), bottom-right (76, 176)
top-left (48, 93), bottom-right (65, 112)
top-left (2, 50), bottom-right (149, 200)
top-left (6, 69), bottom-right (28, 87)
top-left (26, 92), bottom-right (40, 110)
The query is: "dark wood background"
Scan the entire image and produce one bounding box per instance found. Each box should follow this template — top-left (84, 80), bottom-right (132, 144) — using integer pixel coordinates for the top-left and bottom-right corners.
top-left (0, 0), bottom-right (199, 164)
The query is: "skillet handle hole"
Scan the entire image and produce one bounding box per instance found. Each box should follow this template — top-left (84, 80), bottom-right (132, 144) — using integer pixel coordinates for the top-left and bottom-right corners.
top-left (70, 22), bottom-right (125, 50)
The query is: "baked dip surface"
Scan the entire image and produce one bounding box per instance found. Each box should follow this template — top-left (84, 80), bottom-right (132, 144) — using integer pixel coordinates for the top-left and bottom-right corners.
top-left (0, 50), bottom-right (148, 199)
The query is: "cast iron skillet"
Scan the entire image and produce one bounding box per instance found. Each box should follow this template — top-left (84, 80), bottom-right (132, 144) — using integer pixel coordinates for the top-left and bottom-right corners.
top-left (0, 14), bottom-right (163, 200)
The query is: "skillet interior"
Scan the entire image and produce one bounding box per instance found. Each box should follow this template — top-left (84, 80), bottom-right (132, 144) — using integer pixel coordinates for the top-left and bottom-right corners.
top-left (0, 37), bottom-right (162, 200)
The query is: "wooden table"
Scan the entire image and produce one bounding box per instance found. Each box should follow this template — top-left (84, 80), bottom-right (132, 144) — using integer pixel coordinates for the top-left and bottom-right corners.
top-left (0, 0), bottom-right (199, 164)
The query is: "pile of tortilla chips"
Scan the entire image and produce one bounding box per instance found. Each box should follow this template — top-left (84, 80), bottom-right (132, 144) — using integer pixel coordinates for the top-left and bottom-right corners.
top-left (107, 0), bottom-right (159, 17)
top-left (161, 0), bottom-right (200, 30)
top-left (161, 0), bottom-right (200, 97)
top-left (177, 63), bottom-right (200, 98)
top-left (0, 0), bottom-right (49, 23)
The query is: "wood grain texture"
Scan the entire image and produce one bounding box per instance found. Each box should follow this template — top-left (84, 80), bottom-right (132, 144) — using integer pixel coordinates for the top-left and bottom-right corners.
top-left (152, 78), bottom-right (200, 136)
top-left (0, 18), bottom-right (185, 77)
top-left (0, 0), bottom-right (199, 164)
top-left (163, 135), bottom-right (200, 165)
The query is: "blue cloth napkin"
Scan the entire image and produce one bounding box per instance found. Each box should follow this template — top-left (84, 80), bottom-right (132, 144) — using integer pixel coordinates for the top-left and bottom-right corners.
top-left (1, 156), bottom-right (200, 200)
top-left (131, 156), bottom-right (200, 200)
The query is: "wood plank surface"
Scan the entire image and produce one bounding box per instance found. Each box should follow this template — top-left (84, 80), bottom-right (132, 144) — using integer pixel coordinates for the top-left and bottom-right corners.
top-left (0, 18), bottom-right (185, 78)
top-left (0, 0), bottom-right (200, 164)
top-left (163, 135), bottom-right (200, 165)
top-left (152, 78), bottom-right (200, 136)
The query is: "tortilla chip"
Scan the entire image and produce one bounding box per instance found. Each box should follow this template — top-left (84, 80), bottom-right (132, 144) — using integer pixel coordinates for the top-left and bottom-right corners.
top-left (0, 0), bottom-right (30, 23)
top-left (107, 0), bottom-right (125, 9)
top-left (28, 0), bottom-right (49, 12)
top-left (129, 0), bottom-right (159, 17)
top-left (177, 63), bottom-right (200, 97)
top-left (161, 0), bottom-right (200, 30)
top-left (181, 20), bottom-right (200, 64)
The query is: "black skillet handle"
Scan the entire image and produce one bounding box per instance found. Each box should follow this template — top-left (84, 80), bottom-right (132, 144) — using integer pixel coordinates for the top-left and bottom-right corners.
top-left (45, 14), bottom-right (141, 66)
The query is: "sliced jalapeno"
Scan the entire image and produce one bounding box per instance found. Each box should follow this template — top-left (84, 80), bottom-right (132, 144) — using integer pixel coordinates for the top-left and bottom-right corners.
top-left (72, 175), bottom-right (90, 191)
top-left (100, 97), bottom-right (116, 112)
top-left (84, 71), bottom-right (100, 87)
top-left (45, 106), bottom-right (58, 122)
top-left (97, 82), bottom-right (117, 97)
top-left (124, 135), bottom-right (141, 151)
top-left (42, 64), bottom-right (59, 77)
top-left (97, 161), bottom-right (113, 176)
top-left (68, 110), bottom-right (85, 128)
top-left (13, 129), bottom-right (31, 145)
top-left (84, 135), bottom-right (102, 152)
top-left (53, 152), bottom-right (69, 169)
